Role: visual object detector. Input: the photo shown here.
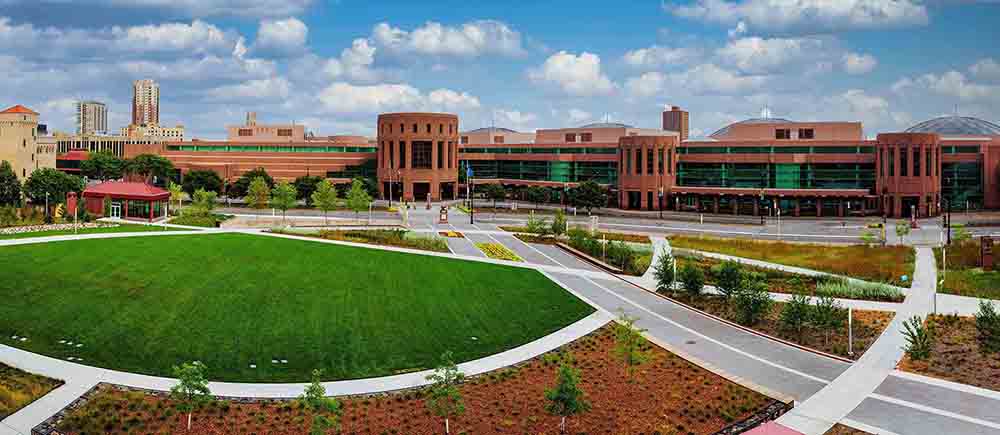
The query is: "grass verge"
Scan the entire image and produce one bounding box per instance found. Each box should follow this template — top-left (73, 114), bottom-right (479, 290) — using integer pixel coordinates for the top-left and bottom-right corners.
top-left (935, 241), bottom-right (1000, 299)
top-left (0, 223), bottom-right (186, 240)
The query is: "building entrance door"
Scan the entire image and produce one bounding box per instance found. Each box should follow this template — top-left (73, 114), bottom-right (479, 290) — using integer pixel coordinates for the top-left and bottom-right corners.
top-left (110, 202), bottom-right (122, 219)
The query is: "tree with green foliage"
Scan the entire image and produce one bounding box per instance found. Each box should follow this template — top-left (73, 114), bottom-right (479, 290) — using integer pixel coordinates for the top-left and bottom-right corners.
top-left (780, 293), bottom-right (812, 337)
top-left (861, 229), bottom-right (878, 247)
top-left (425, 351), bottom-right (465, 435)
top-left (653, 247), bottom-right (675, 293)
top-left (895, 221), bottom-right (911, 243)
top-left (975, 300), bottom-right (1000, 353)
top-left (294, 175), bottom-right (324, 206)
top-left (192, 188), bottom-right (218, 213)
top-left (678, 262), bottom-right (704, 296)
top-left (545, 361), bottom-right (590, 434)
top-left (357, 176), bottom-right (379, 199)
top-left (902, 316), bottom-right (932, 360)
top-left (126, 153), bottom-right (174, 184)
top-left (952, 224), bottom-right (972, 243)
top-left (0, 161), bottom-right (21, 206)
top-left (525, 185), bottom-right (548, 209)
top-left (243, 177), bottom-right (271, 221)
top-left (270, 181), bottom-right (298, 224)
top-left (23, 168), bottom-right (84, 218)
top-left (229, 167), bottom-right (274, 198)
top-left (713, 260), bottom-right (744, 299)
top-left (181, 170), bottom-right (223, 195)
top-left (79, 151), bottom-right (125, 181)
top-left (169, 361), bottom-right (212, 430)
top-left (345, 178), bottom-right (372, 222)
top-left (299, 369), bottom-right (342, 435)
top-left (483, 183), bottom-right (506, 220)
top-left (811, 295), bottom-right (846, 346)
top-left (733, 278), bottom-right (773, 326)
top-left (551, 208), bottom-right (567, 237)
top-left (311, 179), bottom-right (339, 226)
top-left (526, 212), bottom-right (551, 236)
top-left (168, 182), bottom-right (184, 215)
top-left (613, 312), bottom-right (653, 381)
top-left (570, 180), bottom-right (607, 214)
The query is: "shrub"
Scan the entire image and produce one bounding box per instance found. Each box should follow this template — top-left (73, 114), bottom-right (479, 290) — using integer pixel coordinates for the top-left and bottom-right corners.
top-left (678, 263), bottom-right (704, 296)
top-left (653, 248), bottom-right (675, 293)
top-left (526, 213), bottom-right (551, 236)
top-left (732, 280), bottom-right (772, 326)
top-left (952, 224), bottom-right (971, 243)
top-left (551, 209), bottom-right (567, 237)
top-left (814, 279), bottom-right (904, 302)
top-left (810, 295), bottom-right (846, 346)
top-left (712, 260), bottom-right (744, 299)
top-left (975, 301), bottom-right (1000, 353)
top-left (0, 206), bottom-right (16, 227)
top-left (902, 316), bottom-right (932, 361)
top-left (779, 293), bottom-right (811, 335)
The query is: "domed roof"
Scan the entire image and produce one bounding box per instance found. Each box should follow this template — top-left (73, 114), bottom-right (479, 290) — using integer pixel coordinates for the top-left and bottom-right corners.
top-left (905, 116), bottom-right (1000, 136)
top-left (710, 117), bottom-right (795, 138)
top-left (578, 122), bottom-right (634, 129)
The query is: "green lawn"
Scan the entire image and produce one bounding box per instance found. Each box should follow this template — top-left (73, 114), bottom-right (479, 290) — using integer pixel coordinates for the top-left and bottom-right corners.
top-left (0, 233), bottom-right (593, 382)
top-left (935, 244), bottom-right (1000, 299)
top-left (0, 223), bottom-right (187, 240)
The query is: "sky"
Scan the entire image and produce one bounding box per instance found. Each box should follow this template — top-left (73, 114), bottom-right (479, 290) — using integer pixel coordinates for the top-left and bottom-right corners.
top-left (1, 0), bottom-right (998, 140)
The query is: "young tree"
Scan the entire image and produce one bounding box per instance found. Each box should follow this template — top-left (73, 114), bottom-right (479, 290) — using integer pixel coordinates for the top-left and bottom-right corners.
top-left (732, 278), bottom-right (773, 326)
top-left (902, 316), bottom-right (933, 360)
top-left (192, 188), bottom-right (218, 213)
top-left (126, 154), bottom-right (174, 184)
top-left (181, 169), bottom-right (224, 195)
top-left (525, 185), bottom-right (548, 209)
top-left (713, 260), bottom-right (744, 299)
top-left (0, 161), bottom-right (21, 206)
top-left (975, 300), bottom-right (1000, 353)
top-left (653, 247), bottom-right (675, 293)
top-left (229, 167), bottom-right (275, 198)
top-left (613, 312), bottom-right (653, 381)
top-left (345, 178), bottom-right (372, 223)
top-left (678, 262), bottom-right (705, 296)
top-left (570, 181), bottom-right (607, 215)
top-left (810, 295), bottom-right (846, 346)
top-left (483, 183), bottom-right (506, 211)
top-left (311, 179), bottom-right (339, 226)
top-left (294, 175), bottom-right (324, 206)
top-left (168, 182), bottom-right (184, 214)
top-left (780, 293), bottom-right (811, 337)
top-left (545, 361), bottom-right (591, 434)
top-left (425, 351), bottom-right (465, 435)
top-left (79, 151), bottom-right (125, 181)
top-left (895, 221), bottom-right (911, 244)
top-left (243, 177), bottom-right (271, 221)
top-left (551, 208), bottom-right (568, 237)
top-left (270, 181), bottom-right (298, 224)
top-left (299, 369), bottom-right (342, 435)
top-left (169, 361), bottom-right (211, 430)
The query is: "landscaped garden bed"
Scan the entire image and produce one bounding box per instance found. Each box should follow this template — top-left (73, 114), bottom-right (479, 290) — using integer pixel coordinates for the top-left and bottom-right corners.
top-left (935, 240), bottom-right (1000, 299)
top-left (674, 254), bottom-right (905, 302)
top-left (898, 312), bottom-right (1000, 391)
top-left (501, 225), bottom-right (651, 244)
top-left (275, 228), bottom-right (450, 253)
top-left (476, 242), bottom-right (523, 261)
top-left (0, 233), bottom-right (593, 382)
top-left (49, 325), bottom-right (782, 435)
top-left (437, 230), bottom-right (464, 238)
top-left (0, 222), bottom-right (184, 239)
top-left (669, 235), bottom-right (915, 286)
top-left (0, 363), bottom-right (63, 419)
top-left (824, 424), bottom-right (872, 434)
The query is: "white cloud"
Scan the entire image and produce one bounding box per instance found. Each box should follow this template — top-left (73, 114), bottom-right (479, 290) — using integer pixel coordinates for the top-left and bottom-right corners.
top-left (254, 17), bottom-right (308, 56)
top-left (111, 20), bottom-right (232, 53)
top-left (119, 56), bottom-right (275, 81)
top-left (207, 77), bottom-right (291, 100)
top-left (567, 108), bottom-right (593, 124)
top-left (668, 63), bottom-right (768, 94)
top-left (717, 36), bottom-right (824, 73)
top-left (669, 0), bottom-right (929, 35)
top-left (108, 0), bottom-right (315, 18)
top-left (321, 38), bottom-right (377, 81)
top-left (372, 20), bottom-right (524, 57)
top-left (622, 45), bottom-right (700, 69)
top-left (625, 72), bottom-right (667, 98)
top-left (493, 109), bottom-right (538, 130)
top-left (843, 52), bottom-right (877, 74)
top-left (970, 58), bottom-right (1000, 81)
top-left (894, 69), bottom-right (998, 101)
top-left (317, 82), bottom-right (480, 113)
top-left (528, 51), bottom-right (615, 96)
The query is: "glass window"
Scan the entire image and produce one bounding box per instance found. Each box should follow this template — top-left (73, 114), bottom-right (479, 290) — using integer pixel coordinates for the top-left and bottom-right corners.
top-left (798, 128), bottom-right (815, 139)
top-left (399, 141), bottom-right (406, 168)
top-left (437, 141), bottom-right (444, 169)
top-left (565, 133), bottom-right (576, 142)
top-left (900, 147), bottom-right (907, 177)
top-left (635, 149), bottom-right (642, 175)
top-left (625, 149), bottom-right (631, 174)
top-left (581, 133), bottom-right (593, 142)
top-left (658, 148), bottom-right (664, 175)
top-left (277, 129), bottom-right (293, 137)
top-left (926, 148), bottom-right (932, 177)
top-left (647, 149), bottom-right (654, 175)
top-left (412, 141), bottom-right (432, 169)
top-left (667, 148), bottom-right (672, 174)
top-left (461, 136), bottom-right (469, 144)
top-left (888, 149), bottom-right (894, 176)
top-left (913, 147), bottom-right (920, 177)
top-left (775, 129), bottom-right (791, 139)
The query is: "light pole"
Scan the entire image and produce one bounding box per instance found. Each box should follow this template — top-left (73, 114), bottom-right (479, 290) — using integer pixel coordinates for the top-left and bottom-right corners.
top-left (45, 192), bottom-right (50, 223)
top-left (467, 166), bottom-right (474, 224)
top-left (658, 187), bottom-right (664, 219)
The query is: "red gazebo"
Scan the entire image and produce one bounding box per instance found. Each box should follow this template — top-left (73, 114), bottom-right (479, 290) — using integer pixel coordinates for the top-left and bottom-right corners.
top-left (82, 181), bottom-right (170, 222)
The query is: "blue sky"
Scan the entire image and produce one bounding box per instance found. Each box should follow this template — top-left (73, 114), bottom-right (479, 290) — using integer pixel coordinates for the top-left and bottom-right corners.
top-left (1, 0), bottom-right (998, 139)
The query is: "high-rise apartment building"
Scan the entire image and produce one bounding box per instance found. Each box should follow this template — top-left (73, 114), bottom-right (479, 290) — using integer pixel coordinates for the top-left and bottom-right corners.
top-left (131, 79), bottom-right (159, 126)
top-left (76, 100), bottom-right (107, 135)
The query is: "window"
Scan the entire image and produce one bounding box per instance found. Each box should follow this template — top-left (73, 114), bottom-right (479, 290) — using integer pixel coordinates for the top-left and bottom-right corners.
top-left (449, 124), bottom-right (453, 134)
top-left (775, 129), bottom-right (791, 139)
top-left (411, 124), bottom-right (417, 133)
top-left (426, 123), bottom-right (431, 133)
top-left (461, 136), bottom-right (469, 144)
top-left (913, 147), bottom-right (920, 177)
top-left (447, 141), bottom-right (453, 168)
top-left (635, 149), bottom-right (642, 175)
top-left (412, 141), bottom-right (432, 169)
top-left (658, 149), bottom-right (664, 175)
top-left (798, 128), bottom-right (815, 139)
top-left (277, 128), bottom-right (293, 137)
top-left (565, 133), bottom-right (576, 142)
top-left (667, 148), bottom-right (672, 174)
top-left (880, 149), bottom-right (885, 177)
top-left (927, 149), bottom-right (932, 177)
top-left (437, 141), bottom-right (444, 169)
top-left (647, 149), bottom-right (654, 175)
top-left (400, 123), bottom-right (404, 133)
top-left (389, 141), bottom-right (394, 168)
top-left (238, 128), bottom-right (252, 137)
top-left (399, 141), bottom-right (406, 168)
top-left (581, 132), bottom-right (593, 142)
top-left (494, 136), bottom-right (505, 143)
top-left (439, 124), bottom-right (443, 134)
top-left (626, 149), bottom-right (631, 174)
top-left (889, 149), bottom-right (894, 176)
top-left (900, 147), bottom-right (907, 177)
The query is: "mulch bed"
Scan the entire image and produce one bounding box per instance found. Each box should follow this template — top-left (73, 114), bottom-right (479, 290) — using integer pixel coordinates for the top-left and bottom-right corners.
top-left (0, 363), bottom-right (63, 419)
top-left (54, 325), bottom-right (778, 435)
top-left (823, 423), bottom-right (872, 434)
top-left (898, 314), bottom-right (1000, 391)
top-left (512, 233), bottom-right (559, 245)
top-left (671, 294), bottom-right (893, 360)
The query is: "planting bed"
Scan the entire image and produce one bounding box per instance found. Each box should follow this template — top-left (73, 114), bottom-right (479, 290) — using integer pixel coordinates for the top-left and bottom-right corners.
top-left (672, 295), bottom-right (892, 359)
top-left (500, 225), bottom-right (652, 244)
top-left (0, 223), bottom-right (184, 240)
top-left (0, 363), bottom-right (63, 419)
top-left (51, 325), bottom-right (778, 435)
top-left (898, 314), bottom-right (1000, 391)
top-left (669, 235), bottom-right (915, 286)
top-left (824, 424), bottom-right (872, 435)
top-left (0, 233), bottom-right (593, 382)
top-left (476, 242), bottom-right (523, 262)
top-left (276, 228), bottom-right (450, 253)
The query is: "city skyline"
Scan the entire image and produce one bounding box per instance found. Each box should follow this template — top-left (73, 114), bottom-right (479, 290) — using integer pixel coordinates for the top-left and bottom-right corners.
top-left (0, 1), bottom-right (998, 140)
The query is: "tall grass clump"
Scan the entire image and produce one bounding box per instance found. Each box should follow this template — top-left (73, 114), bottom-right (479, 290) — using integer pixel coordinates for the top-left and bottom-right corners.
top-left (815, 278), bottom-right (904, 302)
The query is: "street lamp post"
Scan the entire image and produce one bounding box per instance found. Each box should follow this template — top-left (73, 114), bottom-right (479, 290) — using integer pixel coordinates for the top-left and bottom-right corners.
top-left (45, 192), bottom-right (50, 222)
top-left (658, 187), bottom-right (664, 219)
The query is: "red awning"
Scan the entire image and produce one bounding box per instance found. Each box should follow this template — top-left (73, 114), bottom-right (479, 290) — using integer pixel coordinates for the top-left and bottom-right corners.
top-left (82, 181), bottom-right (170, 201)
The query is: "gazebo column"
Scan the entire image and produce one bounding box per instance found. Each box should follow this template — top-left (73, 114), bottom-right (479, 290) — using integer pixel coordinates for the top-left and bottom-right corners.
top-left (149, 200), bottom-right (154, 222)
top-left (124, 200), bottom-right (129, 219)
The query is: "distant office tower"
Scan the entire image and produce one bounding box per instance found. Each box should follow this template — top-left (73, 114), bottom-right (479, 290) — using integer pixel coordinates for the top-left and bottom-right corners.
top-left (131, 79), bottom-right (159, 126)
top-left (76, 100), bottom-right (107, 135)
top-left (662, 106), bottom-right (689, 141)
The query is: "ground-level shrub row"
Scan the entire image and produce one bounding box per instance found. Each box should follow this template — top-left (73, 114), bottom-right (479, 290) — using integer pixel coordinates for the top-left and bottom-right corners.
top-left (567, 229), bottom-right (651, 276)
top-left (899, 313), bottom-right (1000, 392)
top-left (312, 229), bottom-right (450, 253)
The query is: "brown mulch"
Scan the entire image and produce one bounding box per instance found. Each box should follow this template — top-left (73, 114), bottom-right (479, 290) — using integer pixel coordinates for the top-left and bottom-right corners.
top-left (672, 295), bottom-right (893, 360)
top-left (898, 314), bottom-right (1000, 391)
top-left (823, 423), bottom-right (873, 434)
top-left (57, 325), bottom-right (776, 435)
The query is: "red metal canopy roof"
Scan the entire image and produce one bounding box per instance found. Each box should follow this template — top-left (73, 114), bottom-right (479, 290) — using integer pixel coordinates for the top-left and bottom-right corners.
top-left (1, 104), bottom-right (39, 115)
top-left (83, 181), bottom-right (170, 200)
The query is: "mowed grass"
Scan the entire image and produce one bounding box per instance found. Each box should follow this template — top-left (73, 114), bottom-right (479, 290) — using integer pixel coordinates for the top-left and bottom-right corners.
top-left (669, 235), bottom-right (915, 286)
top-left (0, 233), bottom-right (593, 382)
top-left (0, 223), bottom-right (187, 240)
top-left (935, 242), bottom-right (1000, 299)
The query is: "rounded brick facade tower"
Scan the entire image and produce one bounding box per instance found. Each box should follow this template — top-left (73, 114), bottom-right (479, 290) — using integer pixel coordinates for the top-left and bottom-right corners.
top-left (618, 135), bottom-right (678, 210)
top-left (875, 132), bottom-right (942, 218)
top-left (377, 113), bottom-right (459, 202)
